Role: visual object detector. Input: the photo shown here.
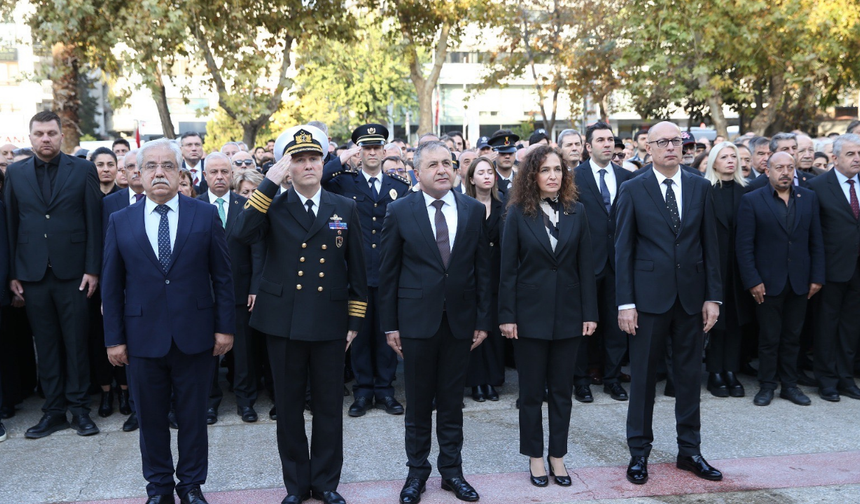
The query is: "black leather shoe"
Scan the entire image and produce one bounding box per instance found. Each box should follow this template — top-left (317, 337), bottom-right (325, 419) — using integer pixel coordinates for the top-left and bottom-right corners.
top-left (25, 413), bottom-right (70, 439)
top-left (819, 387), bottom-right (840, 402)
top-left (312, 490), bottom-right (346, 504)
top-left (441, 477), bottom-right (479, 502)
top-left (574, 385), bottom-right (593, 403)
top-left (206, 407), bottom-right (218, 425)
top-left (626, 456), bottom-right (648, 484)
top-left (779, 387), bottom-right (811, 405)
top-left (119, 389), bottom-right (132, 415)
top-left (71, 413), bottom-right (99, 436)
top-left (838, 385), bottom-right (860, 400)
top-left (723, 371), bottom-right (745, 397)
top-left (122, 412), bottom-right (139, 432)
top-left (281, 494), bottom-right (309, 504)
top-left (485, 385), bottom-right (499, 401)
top-left (98, 389), bottom-right (114, 417)
top-left (548, 457), bottom-right (572, 486)
top-left (378, 396), bottom-right (404, 415)
top-left (796, 371), bottom-right (817, 387)
top-left (145, 494), bottom-right (173, 504)
top-left (180, 486), bottom-right (209, 504)
top-left (348, 396), bottom-right (372, 417)
top-left (707, 372), bottom-right (729, 398)
top-left (0, 421), bottom-right (6, 442)
top-left (753, 388), bottom-right (774, 406)
top-left (269, 406), bottom-right (277, 420)
top-left (169, 410), bottom-right (179, 429)
top-left (604, 382), bottom-right (628, 401)
top-left (529, 460), bottom-right (548, 487)
top-left (471, 386), bottom-right (486, 402)
top-left (238, 406), bottom-right (258, 422)
top-left (677, 454), bottom-right (723, 481)
top-left (399, 477), bottom-right (426, 504)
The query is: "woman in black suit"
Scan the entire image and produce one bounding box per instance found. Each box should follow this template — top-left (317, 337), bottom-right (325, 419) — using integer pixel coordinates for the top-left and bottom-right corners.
top-left (703, 142), bottom-right (753, 397)
top-left (499, 145), bottom-right (598, 487)
top-left (465, 156), bottom-right (505, 402)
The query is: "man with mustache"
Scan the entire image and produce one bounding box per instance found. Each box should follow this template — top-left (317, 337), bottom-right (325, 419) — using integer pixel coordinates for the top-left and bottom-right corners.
top-left (736, 151), bottom-right (825, 407)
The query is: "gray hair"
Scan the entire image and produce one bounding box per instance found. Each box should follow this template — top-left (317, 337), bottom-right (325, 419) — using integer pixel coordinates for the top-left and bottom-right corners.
top-left (236, 141), bottom-right (248, 151)
top-left (205, 152), bottom-right (231, 166)
top-left (749, 136), bottom-right (770, 152)
top-left (232, 169), bottom-right (264, 192)
top-left (814, 138), bottom-right (833, 153)
top-left (705, 141), bottom-right (747, 188)
top-left (769, 132), bottom-right (797, 153)
top-left (833, 134), bottom-right (860, 158)
top-left (137, 139), bottom-right (182, 169)
top-left (557, 129), bottom-right (582, 145)
top-left (413, 141), bottom-right (450, 172)
top-left (308, 121), bottom-right (329, 135)
top-left (220, 141), bottom-right (239, 153)
top-left (384, 143), bottom-right (402, 158)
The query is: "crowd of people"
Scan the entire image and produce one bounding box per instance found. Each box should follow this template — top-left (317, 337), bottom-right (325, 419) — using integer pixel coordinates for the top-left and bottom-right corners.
top-left (1, 109), bottom-right (860, 504)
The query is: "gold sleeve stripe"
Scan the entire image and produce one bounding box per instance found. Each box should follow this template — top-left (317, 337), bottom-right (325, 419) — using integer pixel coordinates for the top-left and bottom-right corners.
top-left (248, 193), bottom-right (271, 213)
top-left (247, 198), bottom-right (268, 213)
top-left (254, 192), bottom-right (273, 204)
top-left (349, 301), bottom-right (368, 307)
top-left (349, 312), bottom-right (366, 318)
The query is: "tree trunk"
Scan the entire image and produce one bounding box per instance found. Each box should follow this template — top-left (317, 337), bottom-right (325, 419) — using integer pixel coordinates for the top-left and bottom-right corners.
top-left (696, 74), bottom-right (728, 138)
top-left (598, 94), bottom-right (610, 123)
top-left (152, 65), bottom-right (176, 139)
top-left (407, 23), bottom-right (449, 136)
top-left (242, 121), bottom-right (263, 149)
top-left (750, 73), bottom-right (785, 135)
top-left (52, 43), bottom-right (81, 153)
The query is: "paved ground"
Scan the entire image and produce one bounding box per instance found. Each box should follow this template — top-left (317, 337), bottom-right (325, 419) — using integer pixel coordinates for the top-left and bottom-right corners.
top-left (1, 365), bottom-right (859, 504)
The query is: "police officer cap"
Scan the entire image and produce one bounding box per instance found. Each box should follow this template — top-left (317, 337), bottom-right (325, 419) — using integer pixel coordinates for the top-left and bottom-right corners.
top-left (528, 128), bottom-right (549, 145)
top-left (351, 123), bottom-right (389, 146)
top-left (487, 132), bottom-right (520, 153)
top-left (274, 125), bottom-right (329, 162)
top-left (476, 136), bottom-right (491, 149)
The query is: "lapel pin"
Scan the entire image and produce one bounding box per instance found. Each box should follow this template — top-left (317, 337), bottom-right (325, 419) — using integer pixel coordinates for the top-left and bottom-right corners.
top-left (390, 188), bottom-right (398, 200)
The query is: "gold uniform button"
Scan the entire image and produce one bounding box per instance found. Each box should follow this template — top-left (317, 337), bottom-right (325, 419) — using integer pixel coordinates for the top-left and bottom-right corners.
top-left (318, 286), bottom-right (324, 292)
top-left (319, 272), bottom-right (325, 278)
top-left (322, 244), bottom-right (327, 250)
top-left (300, 257), bottom-right (305, 262)
top-left (297, 284), bottom-right (302, 290)
top-left (302, 243), bottom-right (307, 249)
top-left (298, 271), bottom-right (304, 277)
top-left (372, 244), bottom-right (377, 248)
top-left (320, 258), bottom-right (325, 264)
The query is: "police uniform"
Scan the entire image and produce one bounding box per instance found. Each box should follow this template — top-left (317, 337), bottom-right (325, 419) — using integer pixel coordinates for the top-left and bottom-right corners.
top-left (232, 125), bottom-right (366, 503)
top-left (321, 123), bottom-right (410, 416)
top-left (488, 132), bottom-right (519, 197)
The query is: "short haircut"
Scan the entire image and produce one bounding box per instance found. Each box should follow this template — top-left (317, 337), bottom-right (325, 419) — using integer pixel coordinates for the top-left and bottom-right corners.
top-left (557, 129), bottom-right (582, 145)
top-left (89, 146), bottom-right (117, 163)
top-left (769, 132), bottom-right (797, 153)
top-left (814, 138), bottom-right (833, 153)
top-left (585, 121), bottom-right (614, 145)
top-left (138, 138), bottom-right (183, 169)
top-left (112, 138), bottom-right (131, 150)
top-left (29, 110), bottom-right (62, 131)
top-left (220, 141), bottom-right (239, 152)
top-left (12, 147), bottom-right (34, 158)
top-left (205, 152), bottom-right (231, 166)
top-left (833, 134), bottom-right (860, 158)
top-left (413, 141), bottom-right (450, 171)
top-left (845, 120), bottom-right (860, 134)
top-left (381, 155), bottom-right (404, 169)
top-left (308, 121), bottom-right (328, 135)
top-left (179, 131), bottom-right (202, 144)
top-left (635, 129), bottom-right (649, 139)
top-left (266, 138), bottom-right (276, 144)
top-left (232, 169), bottom-right (264, 192)
top-left (813, 152), bottom-right (829, 163)
top-left (383, 143), bottom-right (402, 158)
top-left (748, 136), bottom-right (770, 152)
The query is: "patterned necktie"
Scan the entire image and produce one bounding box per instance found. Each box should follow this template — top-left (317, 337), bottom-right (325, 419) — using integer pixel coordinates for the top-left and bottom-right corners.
top-left (598, 169), bottom-right (611, 213)
top-left (134, 193), bottom-right (144, 203)
top-left (431, 200), bottom-right (451, 268)
top-left (191, 169), bottom-right (199, 185)
top-left (155, 205), bottom-right (172, 271)
top-left (216, 197), bottom-right (226, 228)
top-left (849, 180), bottom-right (859, 220)
top-left (663, 179), bottom-right (681, 234)
top-left (369, 177), bottom-right (379, 200)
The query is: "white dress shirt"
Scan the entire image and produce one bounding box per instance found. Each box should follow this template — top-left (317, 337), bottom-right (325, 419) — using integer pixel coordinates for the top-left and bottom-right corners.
top-left (423, 190), bottom-right (458, 250)
top-left (834, 169), bottom-right (860, 205)
top-left (653, 168), bottom-right (683, 219)
top-left (128, 189), bottom-right (145, 205)
top-left (590, 158), bottom-right (617, 205)
top-left (144, 194), bottom-right (179, 257)
top-left (207, 190), bottom-right (230, 222)
top-left (295, 187), bottom-right (322, 215)
top-left (361, 169), bottom-right (382, 194)
top-left (185, 160), bottom-right (203, 184)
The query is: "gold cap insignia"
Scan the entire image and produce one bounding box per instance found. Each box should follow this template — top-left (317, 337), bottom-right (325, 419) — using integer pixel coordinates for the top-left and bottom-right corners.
top-left (504, 136), bottom-right (510, 146)
top-left (295, 130), bottom-right (312, 144)
top-left (367, 127), bottom-right (376, 135)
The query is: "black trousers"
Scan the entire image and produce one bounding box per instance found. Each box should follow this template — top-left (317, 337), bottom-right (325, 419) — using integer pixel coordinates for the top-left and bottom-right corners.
top-left (814, 260), bottom-right (860, 389)
top-left (756, 286), bottom-right (807, 389)
top-left (0, 305), bottom-right (37, 409)
top-left (574, 270), bottom-right (626, 385)
top-left (706, 296), bottom-right (741, 373)
top-left (210, 306), bottom-right (256, 409)
top-left (88, 290), bottom-right (127, 387)
top-left (268, 335), bottom-right (344, 496)
top-left (401, 313), bottom-right (471, 480)
top-left (627, 298), bottom-right (703, 458)
top-left (515, 337), bottom-right (581, 458)
top-left (23, 268), bottom-right (91, 416)
top-left (351, 287), bottom-right (397, 400)
top-left (128, 341), bottom-right (214, 498)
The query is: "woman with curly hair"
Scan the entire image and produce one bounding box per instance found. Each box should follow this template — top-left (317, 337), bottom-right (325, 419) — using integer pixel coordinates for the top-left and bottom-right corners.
top-left (498, 145), bottom-right (598, 488)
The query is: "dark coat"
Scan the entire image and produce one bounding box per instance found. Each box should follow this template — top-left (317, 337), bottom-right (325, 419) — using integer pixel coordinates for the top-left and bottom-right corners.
top-left (807, 169), bottom-right (860, 283)
top-left (711, 181), bottom-right (754, 330)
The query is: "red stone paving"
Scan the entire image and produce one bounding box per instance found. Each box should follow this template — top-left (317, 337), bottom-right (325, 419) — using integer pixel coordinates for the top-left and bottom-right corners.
top-left (69, 450), bottom-right (860, 504)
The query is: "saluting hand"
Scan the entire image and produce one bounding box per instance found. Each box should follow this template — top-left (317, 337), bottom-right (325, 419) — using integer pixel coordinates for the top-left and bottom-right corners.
top-left (339, 146), bottom-right (361, 165)
top-left (213, 333), bottom-right (234, 356)
top-left (107, 344), bottom-right (129, 367)
top-left (345, 330), bottom-right (358, 351)
top-left (618, 308), bottom-right (638, 336)
top-left (583, 321), bottom-right (597, 336)
top-left (471, 330), bottom-right (487, 351)
top-left (265, 154), bottom-right (291, 186)
top-left (386, 331), bottom-right (403, 358)
top-left (500, 323), bottom-right (517, 340)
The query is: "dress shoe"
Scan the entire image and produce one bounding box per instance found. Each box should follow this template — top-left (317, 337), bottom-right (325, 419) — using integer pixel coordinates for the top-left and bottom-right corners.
top-left (707, 372), bottom-right (729, 397)
top-left (378, 396), bottom-right (404, 415)
top-left (0, 421), bottom-right (7, 442)
top-left (122, 412), bottom-right (140, 432)
top-left (25, 412), bottom-right (69, 439)
top-left (723, 371), bottom-right (745, 397)
top-left (664, 379), bottom-right (675, 397)
top-left (238, 406), bottom-right (258, 422)
top-left (548, 457), bottom-right (572, 486)
top-left (677, 454), bottom-right (723, 481)
top-left (574, 384), bottom-right (593, 403)
top-left (206, 407), bottom-right (218, 425)
top-left (180, 486), bottom-right (209, 504)
top-left (626, 456), bottom-right (648, 484)
top-left (399, 477), bottom-right (426, 504)
top-left (169, 410), bottom-right (179, 429)
top-left (838, 385), bottom-right (860, 400)
top-left (145, 495), bottom-right (173, 504)
top-left (312, 490), bottom-right (346, 504)
top-left (604, 382), bottom-right (628, 401)
top-left (281, 495), bottom-right (309, 504)
top-left (619, 372), bottom-right (631, 383)
top-left (471, 386), bottom-right (486, 402)
top-left (819, 387), bottom-right (840, 402)
top-left (119, 389), bottom-right (132, 415)
top-left (780, 387), bottom-right (811, 405)
top-left (485, 384), bottom-right (499, 401)
top-left (441, 477), bottom-right (479, 502)
top-left (269, 406), bottom-right (277, 420)
top-left (98, 388), bottom-right (115, 417)
top-left (796, 371), bottom-right (817, 387)
top-left (71, 413), bottom-right (100, 436)
top-left (753, 388), bottom-right (773, 406)
top-left (529, 460), bottom-right (548, 487)
top-left (348, 396), bottom-right (372, 417)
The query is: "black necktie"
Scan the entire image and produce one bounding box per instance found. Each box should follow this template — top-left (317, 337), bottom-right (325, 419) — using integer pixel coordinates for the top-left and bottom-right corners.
top-left (305, 199), bottom-right (315, 226)
top-left (369, 177), bottom-right (379, 200)
top-left (431, 200), bottom-right (450, 268)
top-left (598, 169), bottom-right (611, 213)
top-left (663, 179), bottom-right (680, 234)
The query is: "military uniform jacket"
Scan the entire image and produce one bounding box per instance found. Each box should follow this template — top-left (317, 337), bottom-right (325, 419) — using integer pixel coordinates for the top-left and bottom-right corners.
top-left (322, 158), bottom-right (410, 287)
top-left (231, 179), bottom-right (367, 340)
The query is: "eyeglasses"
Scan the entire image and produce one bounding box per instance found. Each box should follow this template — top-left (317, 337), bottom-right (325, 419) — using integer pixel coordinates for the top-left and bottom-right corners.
top-left (233, 159), bottom-right (255, 167)
top-left (386, 168), bottom-right (407, 175)
top-left (647, 138), bottom-right (683, 148)
top-left (611, 153), bottom-right (625, 160)
top-left (142, 162), bottom-right (178, 172)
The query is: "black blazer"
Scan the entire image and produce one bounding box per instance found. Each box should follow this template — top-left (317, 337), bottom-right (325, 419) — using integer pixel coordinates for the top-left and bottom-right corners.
top-left (498, 202), bottom-right (598, 339)
top-left (379, 190), bottom-right (491, 339)
top-left (736, 185), bottom-right (825, 295)
top-left (102, 188), bottom-right (140, 239)
top-left (747, 170), bottom-right (814, 190)
top-left (483, 197), bottom-right (504, 330)
top-left (198, 192), bottom-right (264, 304)
top-left (807, 169), bottom-right (860, 283)
top-left (232, 180), bottom-right (367, 341)
top-left (573, 161), bottom-right (634, 276)
top-left (5, 152), bottom-right (102, 281)
top-left (615, 168), bottom-right (722, 315)
top-left (711, 181), bottom-right (754, 329)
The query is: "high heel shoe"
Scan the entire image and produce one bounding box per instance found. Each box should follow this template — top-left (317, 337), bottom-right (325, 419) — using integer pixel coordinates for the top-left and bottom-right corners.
top-left (118, 388), bottom-right (132, 415)
top-left (529, 460), bottom-right (548, 487)
top-left (548, 457), bottom-right (572, 486)
top-left (98, 388), bottom-right (114, 418)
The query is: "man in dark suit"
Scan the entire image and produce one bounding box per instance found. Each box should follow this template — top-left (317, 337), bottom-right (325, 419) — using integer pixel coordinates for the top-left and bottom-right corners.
top-left (5, 110), bottom-right (102, 439)
top-left (233, 125), bottom-right (367, 504)
top-left (807, 134), bottom-right (860, 402)
top-left (322, 123), bottom-right (410, 417)
top-left (747, 133), bottom-right (815, 190)
top-left (198, 153), bottom-right (264, 423)
top-left (103, 138), bottom-right (235, 504)
top-left (180, 132), bottom-right (208, 194)
top-left (615, 121), bottom-right (723, 485)
top-left (488, 131), bottom-right (518, 197)
top-left (736, 151), bottom-right (824, 407)
top-left (380, 140), bottom-right (491, 504)
top-left (573, 121), bottom-right (634, 403)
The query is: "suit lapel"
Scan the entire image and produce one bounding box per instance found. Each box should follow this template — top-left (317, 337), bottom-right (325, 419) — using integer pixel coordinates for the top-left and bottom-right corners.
top-left (165, 195), bottom-right (195, 273)
top-left (554, 204), bottom-right (575, 257)
top-left (680, 170), bottom-right (695, 232)
top-left (412, 192), bottom-right (445, 268)
top-left (825, 169), bottom-right (857, 220)
top-left (225, 191), bottom-right (241, 233)
top-left (450, 192), bottom-right (471, 260)
top-left (286, 189), bottom-right (311, 231)
top-left (643, 169), bottom-right (677, 233)
top-left (760, 188), bottom-right (789, 233)
top-left (306, 190), bottom-right (334, 239)
top-left (524, 208), bottom-right (555, 258)
top-left (49, 153), bottom-right (73, 206)
top-left (579, 165), bottom-right (606, 215)
top-left (129, 200), bottom-right (163, 272)
top-left (791, 191), bottom-right (804, 233)
top-left (22, 157), bottom-right (46, 206)
top-left (712, 183), bottom-right (729, 229)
